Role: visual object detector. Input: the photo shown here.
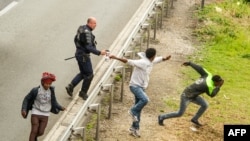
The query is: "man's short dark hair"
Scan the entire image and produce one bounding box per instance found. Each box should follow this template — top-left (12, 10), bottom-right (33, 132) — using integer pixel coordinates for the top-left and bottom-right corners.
top-left (212, 75), bottom-right (223, 82)
top-left (145, 48), bottom-right (156, 59)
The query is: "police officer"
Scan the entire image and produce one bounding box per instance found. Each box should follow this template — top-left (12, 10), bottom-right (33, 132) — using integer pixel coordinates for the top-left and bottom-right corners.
top-left (66, 17), bottom-right (106, 100)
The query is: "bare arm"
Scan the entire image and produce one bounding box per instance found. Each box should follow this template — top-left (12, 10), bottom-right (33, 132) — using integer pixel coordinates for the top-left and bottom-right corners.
top-left (109, 55), bottom-right (128, 63)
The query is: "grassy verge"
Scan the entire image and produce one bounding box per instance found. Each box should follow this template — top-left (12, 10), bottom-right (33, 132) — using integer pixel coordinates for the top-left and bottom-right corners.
top-left (185, 0), bottom-right (250, 124)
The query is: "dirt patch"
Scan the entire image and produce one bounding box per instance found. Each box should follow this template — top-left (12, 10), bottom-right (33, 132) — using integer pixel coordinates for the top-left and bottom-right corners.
top-left (90, 0), bottom-right (223, 141)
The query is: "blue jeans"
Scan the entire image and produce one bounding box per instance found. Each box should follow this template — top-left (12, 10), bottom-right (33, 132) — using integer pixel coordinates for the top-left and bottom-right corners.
top-left (160, 93), bottom-right (208, 121)
top-left (129, 85), bottom-right (149, 130)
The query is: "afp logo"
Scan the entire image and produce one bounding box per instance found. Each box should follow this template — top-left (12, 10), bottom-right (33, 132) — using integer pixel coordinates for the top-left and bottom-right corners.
top-left (224, 125), bottom-right (250, 141)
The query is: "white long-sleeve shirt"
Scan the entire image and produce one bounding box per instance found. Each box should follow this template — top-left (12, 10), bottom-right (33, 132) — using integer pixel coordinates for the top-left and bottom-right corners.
top-left (127, 52), bottom-right (163, 89)
top-left (31, 85), bottom-right (52, 116)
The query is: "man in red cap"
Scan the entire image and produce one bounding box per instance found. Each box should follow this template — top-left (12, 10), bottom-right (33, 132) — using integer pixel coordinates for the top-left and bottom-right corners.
top-left (21, 72), bottom-right (66, 141)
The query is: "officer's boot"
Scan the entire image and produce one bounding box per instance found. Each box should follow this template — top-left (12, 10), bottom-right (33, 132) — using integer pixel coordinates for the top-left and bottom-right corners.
top-left (79, 91), bottom-right (88, 100)
top-left (65, 83), bottom-right (74, 97)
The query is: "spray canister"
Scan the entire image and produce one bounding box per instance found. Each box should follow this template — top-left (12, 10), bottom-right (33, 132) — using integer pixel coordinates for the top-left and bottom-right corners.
top-left (105, 50), bottom-right (110, 62)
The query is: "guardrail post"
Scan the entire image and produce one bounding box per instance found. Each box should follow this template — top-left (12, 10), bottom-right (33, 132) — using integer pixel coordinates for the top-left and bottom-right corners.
top-left (155, 11), bottom-right (160, 39)
top-left (113, 66), bottom-right (125, 102)
top-left (141, 23), bottom-right (150, 48)
top-left (147, 26), bottom-right (150, 49)
top-left (101, 84), bottom-right (114, 119)
top-left (153, 11), bottom-right (157, 40)
top-left (139, 36), bottom-right (143, 52)
top-left (70, 127), bottom-right (86, 141)
top-left (156, 1), bottom-right (163, 28)
top-left (88, 103), bottom-right (101, 141)
top-left (171, 0), bottom-right (174, 9)
top-left (201, 0), bottom-right (205, 9)
top-left (132, 35), bottom-right (143, 52)
top-left (163, 0), bottom-right (169, 17)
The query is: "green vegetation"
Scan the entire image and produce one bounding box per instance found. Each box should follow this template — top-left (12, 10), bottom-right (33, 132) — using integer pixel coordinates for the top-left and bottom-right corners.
top-left (85, 115), bottom-right (97, 140)
top-left (186, 0), bottom-right (250, 124)
top-left (114, 73), bottom-right (122, 81)
top-left (164, 98), bottom-right (179, 110)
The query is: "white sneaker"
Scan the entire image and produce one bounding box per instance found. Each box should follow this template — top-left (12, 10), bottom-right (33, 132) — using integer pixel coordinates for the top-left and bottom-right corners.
top-left (131, 129), bottom-right (141, 138)
top-left (128, 110), bottom-right (138, 122)
top-left (128, 127), bottom-right (135, 134)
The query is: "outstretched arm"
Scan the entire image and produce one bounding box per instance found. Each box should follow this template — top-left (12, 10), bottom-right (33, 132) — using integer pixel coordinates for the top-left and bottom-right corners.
top-left (183, 62), bottom-right (208, 76)
top-left (109, 55), bottom-right (128, 63)
top-left (153, 55), bottom-right (171, 64)
top-left (85, 43), bottom-right (106, 56)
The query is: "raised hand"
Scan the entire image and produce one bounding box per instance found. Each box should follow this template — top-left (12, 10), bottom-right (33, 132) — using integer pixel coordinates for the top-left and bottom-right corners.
top-left (182, 62), bottom-right (191, 66)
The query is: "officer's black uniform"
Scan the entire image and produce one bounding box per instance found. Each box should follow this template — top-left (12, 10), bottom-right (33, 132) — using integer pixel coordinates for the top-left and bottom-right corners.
top-left (66, 25), bottom-right (101, 100)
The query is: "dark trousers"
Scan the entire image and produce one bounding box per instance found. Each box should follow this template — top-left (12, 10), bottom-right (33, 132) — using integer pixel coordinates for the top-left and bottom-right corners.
top-left (160, 93), bottom-right (208, 121)
top-left (71, 55), bottom-right (94, 93)
top-left (29, 114), bottom-right (48, 141)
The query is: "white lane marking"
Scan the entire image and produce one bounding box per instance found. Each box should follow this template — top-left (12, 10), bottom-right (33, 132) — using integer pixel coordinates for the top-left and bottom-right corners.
top-left (0, 1), bottom-right (18, 16)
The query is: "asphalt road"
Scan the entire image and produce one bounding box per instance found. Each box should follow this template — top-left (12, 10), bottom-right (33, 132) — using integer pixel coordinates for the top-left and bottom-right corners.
top-left (0, 0), bottom-right (12, 10)
top-left (0, 0), bottom-right (143, 140)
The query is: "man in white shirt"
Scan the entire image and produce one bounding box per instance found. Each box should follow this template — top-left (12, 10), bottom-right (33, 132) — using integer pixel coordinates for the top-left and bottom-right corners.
top-left (109, 48), bottom-right (171, 137)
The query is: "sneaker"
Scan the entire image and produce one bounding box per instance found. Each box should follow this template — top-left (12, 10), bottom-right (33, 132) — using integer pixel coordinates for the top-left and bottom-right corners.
top-left (128, 127), bottom-right (135, 134)
top-left (65, 84), bottom-right (73, 97)
top-left (191, 119), bottom-right (202, 126)
top-left (158, 115), bottom-right (164, 126)
top-left (131, 129), bottom-right (141, 138)
top-left (128, 110), bottom-right (138, 122)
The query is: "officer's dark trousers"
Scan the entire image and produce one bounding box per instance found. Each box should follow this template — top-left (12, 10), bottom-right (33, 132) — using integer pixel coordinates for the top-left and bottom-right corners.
top-left (71, 56), bottom-right (94, 94)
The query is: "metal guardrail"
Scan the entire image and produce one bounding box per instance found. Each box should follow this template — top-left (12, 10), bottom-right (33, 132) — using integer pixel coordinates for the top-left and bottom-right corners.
top-left (44, 0), bottom-right (168, 140)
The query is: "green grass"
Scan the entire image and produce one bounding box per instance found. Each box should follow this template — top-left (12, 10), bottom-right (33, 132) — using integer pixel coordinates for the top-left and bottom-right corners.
top-left (164, 99), bottom-right (179, 109)
top-left (185, 0), bottom-right (250, 124)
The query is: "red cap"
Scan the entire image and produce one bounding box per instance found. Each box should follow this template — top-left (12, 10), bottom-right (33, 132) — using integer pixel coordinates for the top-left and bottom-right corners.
top-left (41, 72), bottom-right (56, 83)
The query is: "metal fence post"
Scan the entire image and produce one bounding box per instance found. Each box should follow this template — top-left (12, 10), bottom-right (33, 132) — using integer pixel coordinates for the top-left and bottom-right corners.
top-left (201, 0), bottom-right (205, 9)
top-left (101, 84), bottom-right (114, 119)
top-left (171, 0), bottom-right (174, 9)
top-left (71, 127), bottom-right (86, 141)
top-left (113, 66), bottom-right (125, 102)
top-left (88, 104), bottom-right (101, 141)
